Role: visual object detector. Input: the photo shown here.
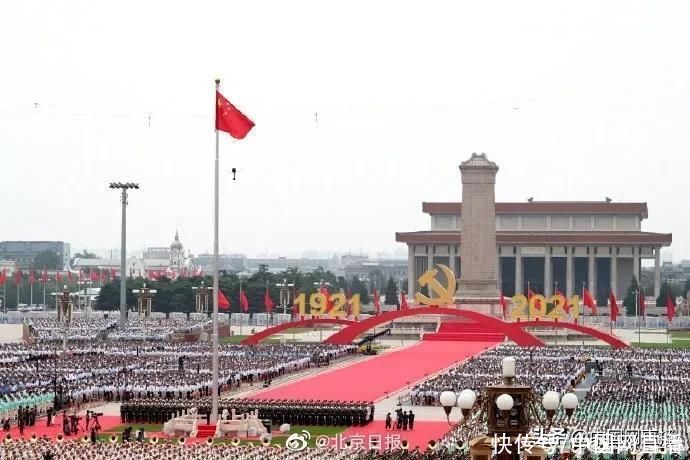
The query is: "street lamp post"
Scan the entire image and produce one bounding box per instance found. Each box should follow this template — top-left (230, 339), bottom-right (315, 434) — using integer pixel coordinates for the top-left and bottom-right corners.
top-left (133, 284), bottom-right (157, 344)
top-left (52, 285), bottom-right (73, 351)
top-left (109, 182), bottom-right (139, 329)
top-left (133, 284), bottom-right (157, 318)
top-left (192, 282), bottom-right (212, 314)
top-left (276, 279), bottom-right (295, 316)
top-left (447, 356), bottom-right (579, 456)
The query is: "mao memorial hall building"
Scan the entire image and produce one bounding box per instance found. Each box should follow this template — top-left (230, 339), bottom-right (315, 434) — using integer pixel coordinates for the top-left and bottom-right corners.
top-left (397, 195), bottom-right (672, 304)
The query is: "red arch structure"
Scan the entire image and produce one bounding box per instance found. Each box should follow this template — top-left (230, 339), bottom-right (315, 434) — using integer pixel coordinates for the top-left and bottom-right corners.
top-left (513, 320), bottom-right (628, 349)
top-left (323, 307), bottom-right (545, 346)
top-left (241, 318), bottom-right (356, 345)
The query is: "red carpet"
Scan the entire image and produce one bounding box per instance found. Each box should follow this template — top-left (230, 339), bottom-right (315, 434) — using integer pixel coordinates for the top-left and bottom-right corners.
top-left (4, 415), bottom-right (121, 441)
top-left (424, 321), bottom-right (505, 342)
top-left (251, 341), bottom-right (495, 402)
top-left (340, 420), bottom-right (452, 451)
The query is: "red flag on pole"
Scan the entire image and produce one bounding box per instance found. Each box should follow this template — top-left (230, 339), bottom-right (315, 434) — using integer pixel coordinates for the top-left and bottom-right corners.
top-left (583, 288), bottom-right (597, 315)
top-left (216, 91), bottom-right (255, 140)
top-left (14, 269), bottom-right (23, 285)
top-left (90, 269), bottom-right (99, 282)
top-left (500, 291), bottom-right (508, 318)
top-left (240, 289), bottom-right (249, 313)
top-left (100, 271), bottom-right (106, 283)
top-left (29, 270), bottom-right (36, 285)
top-left (0, 269), bottom-right (7, 285)
top-left (666, 290), bottom-right (676, 324)
top-left (609, 290), bottom-right (619, 323)
top-left (400, 291), bottom-right (408, 310)
top-left (40, 269), bottom-right (48, 285)
top-left (639, 287), bottom-right (646, 317)
top-left (321, 287), bottom-right (334, 314)
top-left (111, 268), bottom-right (117, 279)
top-left (264, 287), bottom-right (274, 313)
top-left (218, 289), bottom-right (230, 310)
top-left (56, 271), bottom-right (63, 282)
top-left (373, 288), bottom-right (381, 315)
top-left (68, 271), bottom-right (73, 283)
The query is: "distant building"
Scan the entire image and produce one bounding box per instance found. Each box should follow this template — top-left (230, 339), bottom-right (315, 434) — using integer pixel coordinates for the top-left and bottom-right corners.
top-left (194, 253), bottom-right (247, 273)
top-left (0, 241), bottom-right (71, 270)
top-left (338, 256), bottom-right (408, 283)
top-left (246, 257), bottom-right (335, 273)
top-left (72, 232), bottom-right (195, 277)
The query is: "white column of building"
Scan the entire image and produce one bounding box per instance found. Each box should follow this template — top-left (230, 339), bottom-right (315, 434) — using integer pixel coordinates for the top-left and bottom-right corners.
top-left (654, 246), bottom-right (661, 298)
top-left (515, 250), bottom-right (523, 294)
top-left (633, 247), bottom-right (640, 284)
top-left (449, 245), bottom-right (456, 279)
top-left (427, 247), bottom-right (434, 298)
top-left (588, 248), bottom-right (596, 298)
top-left (407, 245), bottom-right (415, 299)
top-left (610, 252), bottom-right (618, 298)
top-left (544, 251), bottom-right (552, 297)
top-left (566, 252), bottom-right (574, 297)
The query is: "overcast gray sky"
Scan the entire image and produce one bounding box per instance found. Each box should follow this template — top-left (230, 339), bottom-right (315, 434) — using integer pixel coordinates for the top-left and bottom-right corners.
top-left (1, 1), bottom-right (689, 260)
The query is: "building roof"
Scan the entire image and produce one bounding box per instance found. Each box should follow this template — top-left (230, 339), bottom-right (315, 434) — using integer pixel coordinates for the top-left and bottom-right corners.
top-left (395, 231), bottom-right (672, 245)
top-left (422, 201), bottom-right (649, 219)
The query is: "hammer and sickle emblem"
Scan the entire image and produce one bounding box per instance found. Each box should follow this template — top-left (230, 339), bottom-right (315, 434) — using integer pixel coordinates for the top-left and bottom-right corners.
top-left (414, 264), bottom-right (456, 306)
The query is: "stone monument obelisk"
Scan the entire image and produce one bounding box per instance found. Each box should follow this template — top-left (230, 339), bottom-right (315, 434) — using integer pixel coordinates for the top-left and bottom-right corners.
top-left (456, 153), bottom-right (500, 312)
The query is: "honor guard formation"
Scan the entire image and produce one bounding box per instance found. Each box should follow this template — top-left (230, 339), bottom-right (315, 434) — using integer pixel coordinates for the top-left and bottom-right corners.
top-left (121, 397), bottom-right (375, 427)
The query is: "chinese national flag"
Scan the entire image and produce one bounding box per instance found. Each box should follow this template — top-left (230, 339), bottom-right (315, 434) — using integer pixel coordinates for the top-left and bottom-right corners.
top-left (400, 291), bottom-right (408, 310)
top-left (0, 269), bottom-right (6, 285)
top-left (218, 289), bottom-right (230, 310)
top-left (239, 289), bottom-right (249, 313)
top-left (41, 269), bottom-right (48, 285)
top-left (216, 91), bottom-right (254, 139)
top-left (373, 288), bottom-right (381, 315)
top-left (609, 291), bottom-right (619, 323)
top-left (56, 271), bottom-right (63, 282)
top-left (264, 287), bottom-right (274, 313)
top-left (666, 291), bottom-right (676, 324)
top-left (500, 291), bottom-right (508, 318)
top-left (639, 287), bottom-right (646, 317)
top-left (14, 269), bottom-right (23, 285)
top-left (583, 288), bottom-right (597, 315)
top-left (100, 271), bottom-right (106, 283)
top-left (111, 268), bottom-right (117, 279)
top-left (29, 270), bottom-right (36, 285)
top-left (90, 269), bottom-right (99, 282)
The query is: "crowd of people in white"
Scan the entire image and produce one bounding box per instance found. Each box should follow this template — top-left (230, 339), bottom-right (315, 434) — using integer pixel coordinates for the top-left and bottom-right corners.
top-left (27, 317), bottom-right (212, 342)
top-left (410, 345), bottom-right (586, 406)
top-left (0, 341), bottom-right (356, 428)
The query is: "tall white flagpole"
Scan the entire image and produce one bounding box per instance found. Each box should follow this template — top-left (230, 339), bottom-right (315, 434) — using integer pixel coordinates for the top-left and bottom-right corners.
top-left (211, 78), bottom-right (221, 425)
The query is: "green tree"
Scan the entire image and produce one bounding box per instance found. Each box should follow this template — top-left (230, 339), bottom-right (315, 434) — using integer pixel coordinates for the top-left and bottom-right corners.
top-left (656, 281), bottom-right (675, 307)
top-left (350, 276), bottom-right (370, 305)
top-left (622, 276), bottom-right (641, 316)
top-left (33, 250), bottom-right (62, 270)
top-left (384, 276), bottom-right (399, 306)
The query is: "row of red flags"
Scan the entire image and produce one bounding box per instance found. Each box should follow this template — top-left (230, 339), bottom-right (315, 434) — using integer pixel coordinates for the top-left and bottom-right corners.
top-left (498, 286), bottom-right (677, 323)
top-left (0, 268), bottom-right (117, 285)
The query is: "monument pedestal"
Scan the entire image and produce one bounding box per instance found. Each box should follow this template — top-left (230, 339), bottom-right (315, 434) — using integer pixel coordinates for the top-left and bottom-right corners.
top-left (455, 277), bottom-right (500, 316)
top-left (453, 296), bottom-right (501, 316)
